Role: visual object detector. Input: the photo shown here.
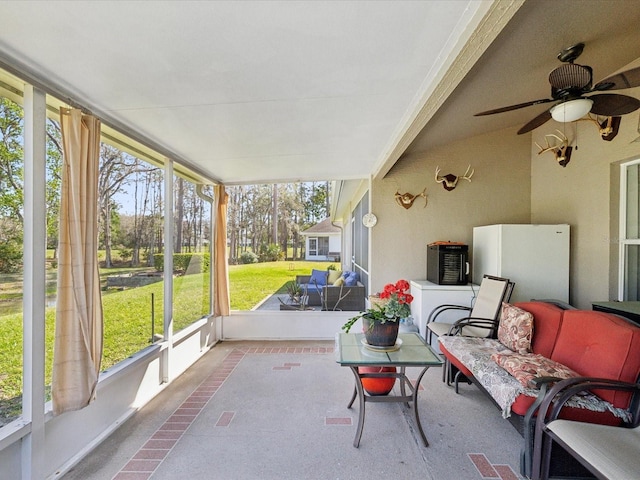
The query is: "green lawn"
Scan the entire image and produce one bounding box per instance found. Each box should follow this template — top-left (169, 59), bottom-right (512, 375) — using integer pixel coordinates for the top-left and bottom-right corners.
top-left (0, 260), bottom-right (335, 420)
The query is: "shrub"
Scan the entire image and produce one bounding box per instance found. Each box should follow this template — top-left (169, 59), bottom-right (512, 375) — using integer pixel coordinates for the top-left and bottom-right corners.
top-left (259, 243), bottom-right (282, 262)
top-left (154, 252), bottom-right (210, 274)
top-left (118, 248), bottom-right (132, 264)
top-left (0, 241), bottom-right (22, 273)
top-left (239, 251), bottom-right (259, 264)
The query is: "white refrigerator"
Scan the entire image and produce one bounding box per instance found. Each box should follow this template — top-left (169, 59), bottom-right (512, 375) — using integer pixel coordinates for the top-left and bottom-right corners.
top-left (472, 224), bottom-right (570, 303)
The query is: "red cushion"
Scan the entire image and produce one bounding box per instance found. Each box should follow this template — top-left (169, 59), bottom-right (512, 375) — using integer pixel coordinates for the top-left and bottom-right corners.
top-left (514, 301), bottom-right (564, 357)
top-left (551, 310), bottom-right (640, 407)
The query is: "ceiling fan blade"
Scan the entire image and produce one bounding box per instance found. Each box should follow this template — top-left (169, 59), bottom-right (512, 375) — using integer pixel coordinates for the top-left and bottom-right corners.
top-left (474, 98), bottom-right (554, 116)
top-left (517, 109), bottom-right (552, 134)
top-left (595, 66), bottom-right (640, 90)
top-left (589, 93), bottom-right (640, 116)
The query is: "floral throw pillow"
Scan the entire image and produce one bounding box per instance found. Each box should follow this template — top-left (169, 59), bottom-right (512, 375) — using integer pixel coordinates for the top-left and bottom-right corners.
top-left (491, 352), bottom-right (580, 388)
top-left (497, 303), bottom-right (534, 354)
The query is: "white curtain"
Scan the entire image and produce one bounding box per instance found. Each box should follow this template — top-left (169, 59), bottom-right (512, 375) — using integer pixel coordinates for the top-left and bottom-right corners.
top-left (52, 108), bottom-right (103, 415)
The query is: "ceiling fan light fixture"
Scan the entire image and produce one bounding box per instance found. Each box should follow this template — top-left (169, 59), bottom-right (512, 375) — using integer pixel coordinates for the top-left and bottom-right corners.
top-left (550, 98), bottom-right (593, 122)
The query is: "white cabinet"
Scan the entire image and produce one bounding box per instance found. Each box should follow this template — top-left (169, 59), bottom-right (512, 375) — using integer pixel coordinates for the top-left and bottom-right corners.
top-left (410, 280), bottom-right (478, 352)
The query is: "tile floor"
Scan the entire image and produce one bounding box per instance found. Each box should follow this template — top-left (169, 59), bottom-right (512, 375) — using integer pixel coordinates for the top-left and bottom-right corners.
top-left (64, 341), bottom-right (525, 480)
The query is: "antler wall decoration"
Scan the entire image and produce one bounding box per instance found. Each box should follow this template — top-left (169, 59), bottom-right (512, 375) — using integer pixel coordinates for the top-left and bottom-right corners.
top-left (595, 116), bottom-right (621, 141)
top-left (535, 130), bottom-right (573, 167)
top-left (434, 165), bottom-right (474, 191)
top-left (579, 114), bottom-right (621, 141)
top-left (394, 189), bottom-right (427, 209)
top-left (632, 114), bottom-right (640, 144)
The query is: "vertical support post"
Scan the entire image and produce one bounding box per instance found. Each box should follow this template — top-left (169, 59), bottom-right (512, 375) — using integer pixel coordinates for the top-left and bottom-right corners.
top-left (162, 161), bottom-right (174, 383)
top-left (22, 85), bottom-right (47, 480)
top-left (150, 292), bottom-right (155, 343)
top-left (195, 184), bottom-right (214, 318)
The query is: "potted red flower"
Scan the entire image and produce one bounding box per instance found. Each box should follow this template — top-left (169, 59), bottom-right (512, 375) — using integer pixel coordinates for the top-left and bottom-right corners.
top-left (342, 279), bottom-right (414, 346)
top-left (342, 279), bottom-right (414, 396)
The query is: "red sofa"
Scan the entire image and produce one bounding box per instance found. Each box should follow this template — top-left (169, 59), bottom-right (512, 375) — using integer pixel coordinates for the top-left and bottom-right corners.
top-left (438, 301), bottom-right (640, 477)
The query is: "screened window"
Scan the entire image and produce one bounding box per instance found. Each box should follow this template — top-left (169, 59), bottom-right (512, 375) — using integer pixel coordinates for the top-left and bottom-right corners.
top-left (0, 95), bottom-right (25, 425)
top-left (351, 191), bottom-right (369, 293)
top-left (620, 160), bottom-right (640, 300)
top-left (172, 175), bottom-right (212, 331)
top-left (317, 237), bottom-right (329, 256)
top-left (0, 67), bottom-right (215, 437)
top-left (309, 238), bottom-right (318, 256)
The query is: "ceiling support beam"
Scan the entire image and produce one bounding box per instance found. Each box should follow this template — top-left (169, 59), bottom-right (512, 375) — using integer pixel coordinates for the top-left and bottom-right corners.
top-left (374, 0), bottom-right (525, 180)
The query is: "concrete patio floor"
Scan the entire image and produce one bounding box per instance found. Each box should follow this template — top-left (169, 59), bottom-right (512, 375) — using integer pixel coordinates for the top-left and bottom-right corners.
top-left (63, 340), bottom-right (525, 480)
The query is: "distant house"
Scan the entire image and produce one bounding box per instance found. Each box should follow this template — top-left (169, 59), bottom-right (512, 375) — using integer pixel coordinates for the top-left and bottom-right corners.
top-left (300, 218), bottom-right (341, 261)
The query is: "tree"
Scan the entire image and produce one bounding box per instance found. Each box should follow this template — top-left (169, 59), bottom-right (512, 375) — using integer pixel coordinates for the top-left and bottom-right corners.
top-left (0, 97), bottom-right (64, 270)
top-left (98, 144), bottom-right (155, 267)
top-left (129, 168), bottom-right (163, 265)
top-left (271, 183), bottom-right (278, 245)
top-left (45, 118), bottom-right (63, 255)
top-left (306, 181), bottom-right (328, 225)
top-left (225, 181), bottom-right (328, 263)
top-left (0, 97), bottom-right (24, 223)
top-left (174, 176), bottom-right (184, 253)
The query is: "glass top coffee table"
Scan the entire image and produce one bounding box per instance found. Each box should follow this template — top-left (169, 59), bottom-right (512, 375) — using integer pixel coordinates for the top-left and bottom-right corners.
top-left (335, 332), bottom-right (443, 447)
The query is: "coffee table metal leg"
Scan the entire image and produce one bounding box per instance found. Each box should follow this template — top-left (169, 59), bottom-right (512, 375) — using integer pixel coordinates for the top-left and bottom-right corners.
top-left (399, 366), bottom-right (410, 408)
top-left (348, 366), bottom-right (366, 447)
top-left (345, 365), bottom-right (433, 448)
top-left (347, 382), bottom-right (357, 409)
top-left (413, 366), bottom-right (430, 447)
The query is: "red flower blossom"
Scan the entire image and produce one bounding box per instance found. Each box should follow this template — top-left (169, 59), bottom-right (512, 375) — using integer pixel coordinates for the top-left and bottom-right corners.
top-left (342, 278), bottom-right (413, 332)
top-left (378, 279), bottom-right (413, 317)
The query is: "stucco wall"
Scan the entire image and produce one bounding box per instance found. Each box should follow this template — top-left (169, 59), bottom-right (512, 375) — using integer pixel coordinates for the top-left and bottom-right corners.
top-left (369, 126), bottom-right (531, 294)
top-left (530, 106), bottom-right (640, 308)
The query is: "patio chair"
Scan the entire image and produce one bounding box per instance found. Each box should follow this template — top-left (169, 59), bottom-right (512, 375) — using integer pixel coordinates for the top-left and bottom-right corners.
top-left (425, 274), bottom-right (513, 384)
top-left (530, 377), bottom-right (640, 480)
top-left (426, 274), bottom-right (513, 343)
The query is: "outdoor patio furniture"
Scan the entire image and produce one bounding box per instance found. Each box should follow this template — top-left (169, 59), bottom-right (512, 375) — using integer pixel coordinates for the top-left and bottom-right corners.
top-left (439, 300), bottom-right (640, 478)
top-left (296, 272), bottom-right (365, 311)
top-left (426, 275), bottom-right (513, 345)
top-left (335, 332), bottom-right (443, 447)
top-left (531, 377), bottom-right (640, 479)
top-left (426, 275), bottom-right (513, 385)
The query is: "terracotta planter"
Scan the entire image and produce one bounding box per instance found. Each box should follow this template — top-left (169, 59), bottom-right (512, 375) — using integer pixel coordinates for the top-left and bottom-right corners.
top-left (359, 366), bottom-right (397, 395)
top-left (363, 318), bottom-right (400, 347)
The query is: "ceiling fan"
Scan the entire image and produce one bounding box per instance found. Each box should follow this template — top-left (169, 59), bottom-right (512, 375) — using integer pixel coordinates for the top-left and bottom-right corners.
top-left (475, 42), bottom-right (640, 134)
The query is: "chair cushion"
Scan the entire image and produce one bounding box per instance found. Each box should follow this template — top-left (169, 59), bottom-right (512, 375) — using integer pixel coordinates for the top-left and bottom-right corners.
top-left (491, 352), bottom-right (579, 388)
top-left (428, 321), bottom-right (454, 337)
top-left (343, 271), bottom-right (359, 286)
top-left (551, 310), bottom-right (640, 408)
top-left (328, 270), bottom-right (342, 284)
top-left (302, 284), bottom-right (323, 294)
top-left (310, 269), bottom-right (328, 286)
top-left (497, 303), bottom-right (534, 354)
top-left (546, 420), bottom-right (640, 480)
top-left (514, 301), bottom-right (564, 357)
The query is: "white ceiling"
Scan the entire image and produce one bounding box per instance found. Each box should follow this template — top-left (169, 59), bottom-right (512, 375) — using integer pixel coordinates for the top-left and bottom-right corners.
top-left (0, 0), bottom-right (486, 184)
top-left (1, 1), bottom-right (640, 186)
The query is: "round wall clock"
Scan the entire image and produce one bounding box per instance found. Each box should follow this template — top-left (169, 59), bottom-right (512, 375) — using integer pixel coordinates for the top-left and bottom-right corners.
top-left (362, 213), bottom-right (378, 228)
